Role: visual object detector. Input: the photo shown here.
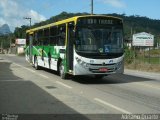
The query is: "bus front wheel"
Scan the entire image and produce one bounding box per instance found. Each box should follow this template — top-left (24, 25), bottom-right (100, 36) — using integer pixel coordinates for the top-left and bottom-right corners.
top-left (59, 62), bottom-right (67, 79)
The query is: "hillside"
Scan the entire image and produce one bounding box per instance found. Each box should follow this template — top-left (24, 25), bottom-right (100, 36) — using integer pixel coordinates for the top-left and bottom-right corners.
top-left (0, 24), bottom-right (11, 35)
top-left (33, 12), bottom-right (160, 35)
top-left (14, 12), bottom-right (160, 44)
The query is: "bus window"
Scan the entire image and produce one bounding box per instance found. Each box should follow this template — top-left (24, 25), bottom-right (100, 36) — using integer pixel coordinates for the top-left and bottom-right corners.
top-left (57, 25), bottom-right (66, 46)
top-left (26, 33), bottom-right (29, 45)
top-left (43, 28), bottom-right (50, 45)
top-left (33, 32), bottom-right (38, 45)
top-left (37, 30), bottom-right (43, 46)
top-left (50, 26), bottom-right (57, 46)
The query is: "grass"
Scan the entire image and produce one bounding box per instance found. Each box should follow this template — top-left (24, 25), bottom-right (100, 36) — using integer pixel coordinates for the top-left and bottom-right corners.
top-left (124, 49), bottom-right (160, 73)
top-left (125, 56), bottom-right (160, 73)
top-left (137, 56), bottom-right (160, 64)
top-left (147, 49), bottom-right (160, 55)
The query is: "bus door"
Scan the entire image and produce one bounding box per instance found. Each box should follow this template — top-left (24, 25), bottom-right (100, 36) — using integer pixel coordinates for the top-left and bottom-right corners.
top-left (66, 22), bottom-right (75, 71)
top-left (29, 32), bottom-right (33, 63)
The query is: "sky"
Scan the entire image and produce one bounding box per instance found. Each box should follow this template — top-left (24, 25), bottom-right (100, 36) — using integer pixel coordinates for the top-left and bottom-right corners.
top-left (0, 0), bottom-right (159, 31)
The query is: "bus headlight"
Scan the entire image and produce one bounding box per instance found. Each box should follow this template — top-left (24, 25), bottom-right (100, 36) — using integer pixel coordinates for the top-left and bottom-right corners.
top-left (76, 57), bottom-right (89, 68)
top-left (81, 61), bottom-right (90, 68)
top-left (76, 57), bottom-right (82, 63)
top-left (86, 63), bottom-right (89, 67)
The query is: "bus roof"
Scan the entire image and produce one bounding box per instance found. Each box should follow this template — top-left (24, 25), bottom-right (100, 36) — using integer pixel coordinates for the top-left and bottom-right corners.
top-left (26, 15), bottom-right (122, 33)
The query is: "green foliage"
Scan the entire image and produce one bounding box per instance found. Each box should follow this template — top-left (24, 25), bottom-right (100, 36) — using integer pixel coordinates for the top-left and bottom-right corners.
top-left (107, 14), bottom-right (160, 44)
top-left (145, 49), bottom-right (160, 55)
top-left (124, 46), bottom-right (135, 64)
top-left (0, 34), bottom-right (12, 49)
top-left (14, 25), bottom-right (29, 38)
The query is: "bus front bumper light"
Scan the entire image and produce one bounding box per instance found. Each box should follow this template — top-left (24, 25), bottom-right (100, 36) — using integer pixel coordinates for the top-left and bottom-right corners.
top-left (116, 61), bottom-right (122, 70)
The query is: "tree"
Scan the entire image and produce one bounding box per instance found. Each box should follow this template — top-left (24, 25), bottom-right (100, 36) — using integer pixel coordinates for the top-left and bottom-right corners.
top-left (14, 25), bottom-right (29, 38)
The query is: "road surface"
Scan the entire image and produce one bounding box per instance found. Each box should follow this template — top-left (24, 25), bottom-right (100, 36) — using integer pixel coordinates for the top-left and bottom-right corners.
top-left (0, 54), bottom-right (160, 120)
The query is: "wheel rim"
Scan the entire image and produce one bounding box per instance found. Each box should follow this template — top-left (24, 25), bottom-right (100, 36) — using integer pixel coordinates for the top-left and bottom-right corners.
top-left (59, 63), bottom-right (64, 77)
top-left (35, 58), bottom-right (38, 68)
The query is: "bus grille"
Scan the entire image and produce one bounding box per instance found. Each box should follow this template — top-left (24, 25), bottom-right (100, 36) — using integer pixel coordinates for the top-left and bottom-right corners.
top-left (89, 64), bottom-right (116, 73)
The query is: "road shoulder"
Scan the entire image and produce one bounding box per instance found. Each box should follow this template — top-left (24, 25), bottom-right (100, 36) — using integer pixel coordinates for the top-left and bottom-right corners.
top-left (124, 69), bottom-right (160, 81)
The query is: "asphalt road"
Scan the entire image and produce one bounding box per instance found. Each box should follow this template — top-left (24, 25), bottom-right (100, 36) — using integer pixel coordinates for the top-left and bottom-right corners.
top-left (0, 54), bottom-right (160, 120)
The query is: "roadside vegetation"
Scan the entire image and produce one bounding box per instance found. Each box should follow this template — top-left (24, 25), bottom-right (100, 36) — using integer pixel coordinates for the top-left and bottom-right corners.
top-left (125, 46), bottom-right (160, 73)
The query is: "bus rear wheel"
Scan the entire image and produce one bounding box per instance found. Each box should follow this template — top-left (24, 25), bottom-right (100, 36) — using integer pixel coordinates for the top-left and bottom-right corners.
top-left (59, 62), bottom-right (67, 79)
top-left (34, 57), bottom-right (40, 70)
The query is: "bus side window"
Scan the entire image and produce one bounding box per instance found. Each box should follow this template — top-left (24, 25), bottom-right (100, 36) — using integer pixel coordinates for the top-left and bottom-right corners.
top-left (50, 26), bottom-right (57, 46)
top-left (57, 25), bottom-right (66, 46)
top-left (37, 30), bottom-right (43, 46)
top-left (33, 32), bottom-right (38, 45)
top-left (26, 33), bottom-right (29, 45)
top-left (43, 28), bottom-right (50, 45)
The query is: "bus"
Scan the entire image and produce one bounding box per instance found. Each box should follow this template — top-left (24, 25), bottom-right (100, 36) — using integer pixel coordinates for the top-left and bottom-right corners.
top-left (25, 15), bottom-right (124, 79)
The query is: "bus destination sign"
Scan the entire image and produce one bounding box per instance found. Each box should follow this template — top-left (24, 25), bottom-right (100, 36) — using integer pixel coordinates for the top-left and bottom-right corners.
top-left (78, 17), bottom-right (122, 25)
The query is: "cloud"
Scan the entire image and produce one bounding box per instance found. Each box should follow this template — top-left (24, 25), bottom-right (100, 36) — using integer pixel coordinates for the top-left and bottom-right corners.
top-left (101, 0), bottom-right (126, 8)
top-left (0, 18), bottom-right (6, 26)
top-left (0, 0), bottom-right (19, 17)
top-left (27, 10), bottom-right (46, 24)
top-left (0, 0), bottom-right (46, 31)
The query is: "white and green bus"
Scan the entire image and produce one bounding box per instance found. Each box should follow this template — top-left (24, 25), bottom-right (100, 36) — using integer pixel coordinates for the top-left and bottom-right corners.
top-left (25, 15), bottom-right (124, 79)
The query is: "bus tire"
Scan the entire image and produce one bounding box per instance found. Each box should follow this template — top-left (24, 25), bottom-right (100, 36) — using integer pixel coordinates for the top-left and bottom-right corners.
top-left (59, 62), bottom-right (67, 79)
top-left (34, 56), bottom-right (40, 70)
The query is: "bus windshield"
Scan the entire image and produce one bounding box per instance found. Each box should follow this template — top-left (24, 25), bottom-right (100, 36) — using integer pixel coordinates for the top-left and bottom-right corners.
top-left (75, 27), bottom-right (123, 54)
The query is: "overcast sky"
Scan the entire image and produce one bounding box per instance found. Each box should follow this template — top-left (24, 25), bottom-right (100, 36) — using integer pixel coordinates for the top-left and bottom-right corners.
top-left (0, 0), bottom-right (159, 31)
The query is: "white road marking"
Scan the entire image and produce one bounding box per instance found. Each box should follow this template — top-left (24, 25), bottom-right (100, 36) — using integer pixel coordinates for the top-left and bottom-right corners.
top-left (94, 98), bottom-right (131, 114)
top-left (13, 63), bottom-right (35, 73)
top-left (56, 81), bottom-right (72, 89)
top-left (39, 74), bottom-right (49, 79)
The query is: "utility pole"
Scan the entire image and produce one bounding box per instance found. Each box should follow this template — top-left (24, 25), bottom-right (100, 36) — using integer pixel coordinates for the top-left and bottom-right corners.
top-left (9, 35), bottom-right (11, 54)
top-left (23, 17), bottom-right (31, 27)
top-left (91, 0), bottom-right (93, 15)
top-left (23, 17), bottom-right (32, 63)
top-left (0, 36), bottom-right (3, 53)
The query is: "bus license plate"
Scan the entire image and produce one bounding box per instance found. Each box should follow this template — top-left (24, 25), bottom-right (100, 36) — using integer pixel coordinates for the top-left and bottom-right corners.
top-left (99, 68), bottom-right (108, 72)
